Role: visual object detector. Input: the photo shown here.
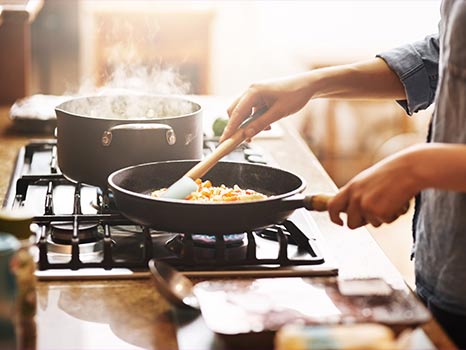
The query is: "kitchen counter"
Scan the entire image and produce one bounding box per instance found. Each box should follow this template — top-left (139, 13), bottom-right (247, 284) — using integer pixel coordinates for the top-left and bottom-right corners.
top-left (0, 102), bottom-right (456, 350)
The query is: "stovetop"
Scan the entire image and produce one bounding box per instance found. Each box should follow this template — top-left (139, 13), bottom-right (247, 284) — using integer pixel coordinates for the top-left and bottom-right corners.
top-left (3, 139), bottom-right (338, 280)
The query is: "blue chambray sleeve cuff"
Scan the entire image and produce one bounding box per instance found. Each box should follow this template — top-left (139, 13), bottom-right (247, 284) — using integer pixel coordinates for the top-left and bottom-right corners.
top-left (376, 35), bottom-right (439, 115)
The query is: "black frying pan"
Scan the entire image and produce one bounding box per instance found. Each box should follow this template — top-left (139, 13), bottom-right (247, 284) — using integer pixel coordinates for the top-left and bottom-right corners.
top-left (108, 160), bottom-right (331, 234)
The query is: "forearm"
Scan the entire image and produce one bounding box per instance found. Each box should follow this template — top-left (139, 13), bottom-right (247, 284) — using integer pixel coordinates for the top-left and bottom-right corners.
top-left (404, 143), bottom-right (466, 193)
top-left (308, 58), bottom-right (406, 100)
top-left (223, 57), bottom-right (408, 141)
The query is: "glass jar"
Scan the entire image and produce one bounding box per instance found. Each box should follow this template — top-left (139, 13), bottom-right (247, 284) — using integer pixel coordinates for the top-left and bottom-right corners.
top-left (0, 209), bottom-right (36, 350)
top-left (0, 232), bottom-right (20, 350)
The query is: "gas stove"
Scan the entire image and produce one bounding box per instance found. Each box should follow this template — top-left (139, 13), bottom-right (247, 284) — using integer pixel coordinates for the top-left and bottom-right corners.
top-left (3, 139), bottom-right (338, 280)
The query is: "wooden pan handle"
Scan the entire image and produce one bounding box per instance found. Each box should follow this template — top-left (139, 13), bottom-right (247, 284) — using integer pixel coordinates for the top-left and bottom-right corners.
top-left (303, 194), bottom-right (334, 212)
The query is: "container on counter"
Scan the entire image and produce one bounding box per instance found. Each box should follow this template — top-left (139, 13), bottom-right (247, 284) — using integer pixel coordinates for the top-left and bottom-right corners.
top-left (275, 323), bottom-right (398, 350)
top-left (0, 209), bottom-right (37, 350)
top-left (0, 232), bottom-right (20, 350)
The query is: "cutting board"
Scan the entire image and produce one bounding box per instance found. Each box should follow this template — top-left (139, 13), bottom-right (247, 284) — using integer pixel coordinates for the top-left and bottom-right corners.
top-left (193, 277), bottom-right (430, 336)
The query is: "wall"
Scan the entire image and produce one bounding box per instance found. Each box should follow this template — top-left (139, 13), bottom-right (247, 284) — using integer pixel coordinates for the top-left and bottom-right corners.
top-left (76, 1), bottom-right (441, 95)
top-left (72, 0), bottom-right (440, 186)
top-left (209, 0), bottom-right (441, 95)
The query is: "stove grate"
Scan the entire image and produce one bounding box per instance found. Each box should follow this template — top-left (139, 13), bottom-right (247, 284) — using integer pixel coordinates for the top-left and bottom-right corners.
top-left (4, 140), bottom-right (328, 273)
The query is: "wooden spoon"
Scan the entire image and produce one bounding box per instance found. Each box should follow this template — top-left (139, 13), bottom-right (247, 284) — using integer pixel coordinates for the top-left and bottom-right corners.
top-left (161, 108), bottom-right (267, 199)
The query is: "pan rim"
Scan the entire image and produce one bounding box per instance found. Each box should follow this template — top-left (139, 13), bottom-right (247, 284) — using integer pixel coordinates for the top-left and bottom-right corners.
top-left (107, 160), bottom-right (307, 206)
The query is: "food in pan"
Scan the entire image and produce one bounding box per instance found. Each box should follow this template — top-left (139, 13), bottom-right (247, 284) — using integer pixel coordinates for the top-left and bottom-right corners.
top-left (151, 179), bottom-right (268, 202)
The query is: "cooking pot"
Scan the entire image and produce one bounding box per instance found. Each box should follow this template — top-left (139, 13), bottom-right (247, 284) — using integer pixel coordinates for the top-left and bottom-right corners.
top-left (55, 94), bottom-right (203, 188)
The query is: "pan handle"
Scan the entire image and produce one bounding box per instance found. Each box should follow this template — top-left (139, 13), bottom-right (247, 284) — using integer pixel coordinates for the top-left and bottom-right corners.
top-left (303, 194), bottom-right (334, 212)
top-left (280, 193), bottom-right (334, 212)
top-left (101, 123), bottom-right (176, 147)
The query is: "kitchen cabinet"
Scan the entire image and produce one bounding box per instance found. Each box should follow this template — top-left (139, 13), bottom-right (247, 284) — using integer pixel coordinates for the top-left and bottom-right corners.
top-left (0, 0), bottom-right (43, 105)
top-left (0, 100), bottom-right (456, 349)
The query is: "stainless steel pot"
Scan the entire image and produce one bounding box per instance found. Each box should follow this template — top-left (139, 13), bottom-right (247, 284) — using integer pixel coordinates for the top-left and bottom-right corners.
top-left (55, 94), bottom-right (203, 188)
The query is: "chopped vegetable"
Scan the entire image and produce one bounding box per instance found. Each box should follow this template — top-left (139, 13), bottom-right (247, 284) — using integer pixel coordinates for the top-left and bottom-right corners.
top-left (151, 179), bottom-right (268, 202)
top-left (212, 117), bottom-right (229, 137)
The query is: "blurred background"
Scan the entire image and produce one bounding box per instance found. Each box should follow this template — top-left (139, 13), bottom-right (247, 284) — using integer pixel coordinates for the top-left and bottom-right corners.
top-left (2, 0), bottom-right (440, 181)
top-left (1, 0), bottom-right (441, 286)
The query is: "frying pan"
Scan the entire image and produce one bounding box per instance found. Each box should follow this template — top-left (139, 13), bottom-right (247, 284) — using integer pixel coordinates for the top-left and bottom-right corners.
top-left (108, 160), bottom-right (332, 234)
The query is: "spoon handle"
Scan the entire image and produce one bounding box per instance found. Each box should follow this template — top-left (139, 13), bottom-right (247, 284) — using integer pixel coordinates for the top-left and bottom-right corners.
top-left (185, 107), bottom-right (268, 180)
top-left (185, 129), bottom-right (245, 179)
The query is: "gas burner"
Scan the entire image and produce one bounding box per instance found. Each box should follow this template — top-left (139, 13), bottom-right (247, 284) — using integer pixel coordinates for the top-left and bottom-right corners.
top-left (50, 222), bottom-right (102, 244)
top-left (165, 234), bottom-right (248, 260)
top-left (191, 233), bottom-right (245, 247)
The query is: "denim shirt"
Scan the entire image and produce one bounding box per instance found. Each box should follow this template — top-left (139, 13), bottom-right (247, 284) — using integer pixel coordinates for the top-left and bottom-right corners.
top-left (377, 0), bottom-right (466, 315)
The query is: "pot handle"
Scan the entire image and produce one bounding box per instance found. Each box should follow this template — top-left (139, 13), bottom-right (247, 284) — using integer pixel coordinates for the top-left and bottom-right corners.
top-left (101, 123), bottom-right (176, 147)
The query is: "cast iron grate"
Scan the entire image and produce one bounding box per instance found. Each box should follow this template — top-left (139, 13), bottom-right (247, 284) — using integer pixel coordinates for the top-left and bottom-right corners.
top-left (3, 140), bottom-right (325, 272)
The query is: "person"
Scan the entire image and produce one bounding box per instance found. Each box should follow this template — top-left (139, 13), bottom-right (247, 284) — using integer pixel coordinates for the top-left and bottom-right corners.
top-left (220, 1), bottom-right (466, 347)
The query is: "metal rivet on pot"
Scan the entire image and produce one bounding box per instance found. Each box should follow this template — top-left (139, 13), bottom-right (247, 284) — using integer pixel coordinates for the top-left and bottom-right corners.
top-left (102, 131), bottom-right (113, 146)
top-left (166, 129), bottom-right (176, 145)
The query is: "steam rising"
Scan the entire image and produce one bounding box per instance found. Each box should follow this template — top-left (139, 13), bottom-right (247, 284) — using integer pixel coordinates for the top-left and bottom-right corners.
top-left (62, 64), bottom-right (195, 119)
top-left (67, 10), bottom-right (194, 120)
top-left (104, 65), bottom-right (191, 96)
top-left (58, 94), bottom-right (198, 120)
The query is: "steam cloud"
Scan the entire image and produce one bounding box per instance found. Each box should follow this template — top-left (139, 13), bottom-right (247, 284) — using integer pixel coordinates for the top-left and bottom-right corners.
top-left (64, 13), bottom-right (194, 119)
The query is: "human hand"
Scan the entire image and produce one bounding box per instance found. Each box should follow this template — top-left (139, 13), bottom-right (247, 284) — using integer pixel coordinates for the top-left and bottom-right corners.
top-left (220, 74), bottom-right (314, 142)
top-left (327, 151), bottom-right (419, 229)
top-left (219, 58), bottom-right (408, 143)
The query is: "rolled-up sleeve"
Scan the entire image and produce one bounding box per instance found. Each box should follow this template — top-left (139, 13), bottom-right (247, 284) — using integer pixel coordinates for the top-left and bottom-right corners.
top-left (377, 34), bottom-right (440, 115)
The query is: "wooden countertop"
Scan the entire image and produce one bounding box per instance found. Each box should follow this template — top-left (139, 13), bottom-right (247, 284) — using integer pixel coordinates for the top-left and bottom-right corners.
top-left (0, 101), bottom-right (456, 350)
